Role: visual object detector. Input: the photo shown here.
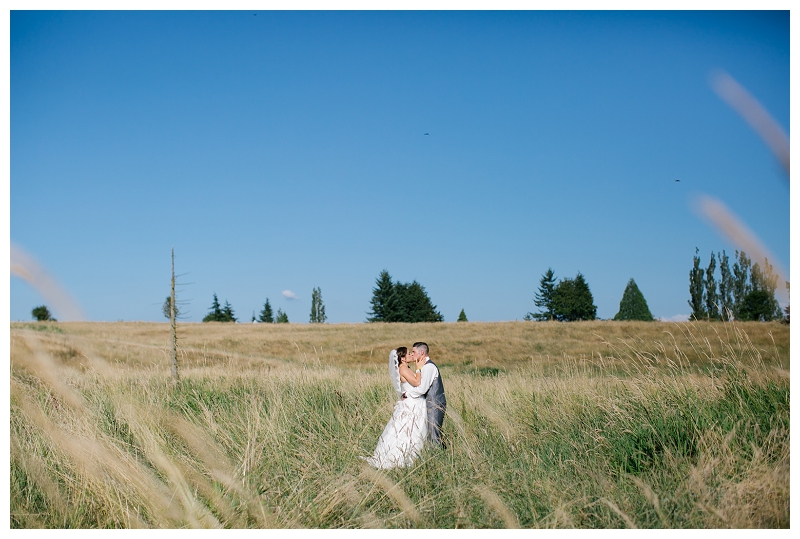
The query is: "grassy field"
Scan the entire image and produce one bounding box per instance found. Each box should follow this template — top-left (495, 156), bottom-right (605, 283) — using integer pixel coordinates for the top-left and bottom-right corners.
top-left (9, 320), bottom-right (789, 528)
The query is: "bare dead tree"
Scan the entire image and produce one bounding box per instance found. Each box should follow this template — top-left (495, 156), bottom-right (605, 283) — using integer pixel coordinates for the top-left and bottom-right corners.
top-left (170, 248), bottom-right (179, 382)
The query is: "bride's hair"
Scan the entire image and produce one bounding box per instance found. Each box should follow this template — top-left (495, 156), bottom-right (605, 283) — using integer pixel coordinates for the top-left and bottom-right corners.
top-left (396, 347), bottom-right (407, 365)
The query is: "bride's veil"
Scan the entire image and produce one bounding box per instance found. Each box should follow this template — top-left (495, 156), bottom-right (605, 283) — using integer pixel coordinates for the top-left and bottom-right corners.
top-left (388, 349), bottom-right (402, 399)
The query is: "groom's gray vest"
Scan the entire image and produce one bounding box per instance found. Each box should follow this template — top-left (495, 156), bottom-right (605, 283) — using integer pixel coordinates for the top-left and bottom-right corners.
top-left (423, 360), bottom-right (446, 446)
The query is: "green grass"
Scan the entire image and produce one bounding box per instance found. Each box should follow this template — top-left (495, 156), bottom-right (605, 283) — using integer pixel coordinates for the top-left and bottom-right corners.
top-left (9, 321), bottom-right (789, 528)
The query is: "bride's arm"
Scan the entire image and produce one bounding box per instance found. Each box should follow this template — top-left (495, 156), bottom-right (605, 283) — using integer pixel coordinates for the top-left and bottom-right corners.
top-left (398, 362), bottom-right (421, 387)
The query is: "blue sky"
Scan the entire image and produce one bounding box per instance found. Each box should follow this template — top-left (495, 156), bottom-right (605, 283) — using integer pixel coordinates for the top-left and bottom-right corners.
top-left (8, 9), bottom-right (790, 323)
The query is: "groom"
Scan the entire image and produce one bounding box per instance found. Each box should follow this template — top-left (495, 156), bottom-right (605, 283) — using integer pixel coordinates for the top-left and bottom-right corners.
top-left (403, 342), bottom-right (446, 447)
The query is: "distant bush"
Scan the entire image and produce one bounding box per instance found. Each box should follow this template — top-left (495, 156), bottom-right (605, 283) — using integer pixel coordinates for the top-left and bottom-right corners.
top-left (31, 305), bottom-right (55, 321)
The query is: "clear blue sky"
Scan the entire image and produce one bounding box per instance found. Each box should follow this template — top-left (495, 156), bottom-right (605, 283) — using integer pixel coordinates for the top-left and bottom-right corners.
top-left (9, 10), bottom-right (790, 323)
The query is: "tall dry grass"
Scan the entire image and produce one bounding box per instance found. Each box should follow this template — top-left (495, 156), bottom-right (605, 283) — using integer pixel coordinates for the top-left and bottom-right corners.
top-left (9, 320), bottom-right (789, 528)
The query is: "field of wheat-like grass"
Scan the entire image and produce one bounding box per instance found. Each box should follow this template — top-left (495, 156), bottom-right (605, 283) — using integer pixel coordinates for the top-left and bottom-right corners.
top-left (9, 320), bottom-right (789, 528)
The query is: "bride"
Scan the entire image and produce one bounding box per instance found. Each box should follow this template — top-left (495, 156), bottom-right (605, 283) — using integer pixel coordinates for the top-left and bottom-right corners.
top-left (363, 347), bottom-right (428, 469)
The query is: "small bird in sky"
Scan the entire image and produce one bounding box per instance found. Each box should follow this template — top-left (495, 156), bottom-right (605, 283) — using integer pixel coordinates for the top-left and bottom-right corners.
top-left (675, 179), bottom-right (681, 182)
top-left (424, 133), bottom-right (429, 136)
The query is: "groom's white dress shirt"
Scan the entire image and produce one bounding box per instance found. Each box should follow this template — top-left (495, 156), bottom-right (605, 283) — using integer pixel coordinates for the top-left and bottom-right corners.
top-left (405, 357), bottom-right (438, 399)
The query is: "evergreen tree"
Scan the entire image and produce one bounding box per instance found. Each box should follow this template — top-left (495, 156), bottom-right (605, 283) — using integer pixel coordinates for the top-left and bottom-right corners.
top-left (386, 282), bottom-right (410, 322)
top-left (732, 250), bottom-right (752, 319)
top-left (221, 300), bottom-right (236, 322)
top-left (202, 293), bottom-right (224, 322)
top-left (366, 271), bottom-right (443, 323)
top-left (749, 259), bottom-right (783, 321)
top-left (367, 270), bottom-right (395, 322)
top-left (162, 295), bottom-right (180, 320)
top-left (310, 287), bottom-right (327, 323)
top-left (688, 248), bottom-right (706, 320)
top-left (401, 281), bottom-right (444, 322)
top-left (32, 305), bottom-right (55, 321)
top-left (457, 309), bottom-right (468, 322)
top-left (739, 289), bottom-right (773, 321)
top-left (258, 298), bottom-right (274, 323)
top-left (704, 252), bottom-right (719, 320)
top-left (275, 308), bottom-right (289, 323)
top-left (718, 250), bottom-right (734, 320)
top-left (752, 258), bottom-right (783, 320)
top-left (613, 278), bottom-right (654, 321)
top-left (529, 268), bottom-right (557, 321)
top-left (552, 273), bottom-right (597, 321)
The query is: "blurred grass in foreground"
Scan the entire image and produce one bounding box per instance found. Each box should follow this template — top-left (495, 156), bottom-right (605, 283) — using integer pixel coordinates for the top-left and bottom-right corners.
top-left (10, 320), bottom-right (788, 528)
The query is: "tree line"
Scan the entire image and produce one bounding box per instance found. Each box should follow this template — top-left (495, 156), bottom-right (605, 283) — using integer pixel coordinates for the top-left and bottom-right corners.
top-left (524, 248), bottom-right (787, 324)
top-left (185, 288), bottom-right (326, 324)
top-left (689, 249), bottom-right (785, 322)
top-left (29, 248), bottom-right (788, 324)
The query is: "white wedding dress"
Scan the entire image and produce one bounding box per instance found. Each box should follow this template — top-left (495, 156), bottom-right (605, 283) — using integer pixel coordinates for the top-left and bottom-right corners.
top-left (363, 351), bottom-right (428, 469)
top-left (364, 381), bottom-right (428, 469)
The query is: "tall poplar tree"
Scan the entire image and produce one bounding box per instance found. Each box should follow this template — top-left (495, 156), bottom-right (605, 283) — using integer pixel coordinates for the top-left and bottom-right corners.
top-left (613, 278), bottom-right (654, 321)
top-left (705, 252), bottom-right (719, 320)
top-left (732, 250), bottom-right (752, 319)
top-left (688, 248), bottom-right (706, 320)
top-left (310, 287), bottom-right (327, 323)
top-left (718, 250), bottom-right (734, 320)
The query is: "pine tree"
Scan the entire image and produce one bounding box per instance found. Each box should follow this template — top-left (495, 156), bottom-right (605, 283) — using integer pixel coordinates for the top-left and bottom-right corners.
top-left (221, 300), bottom-right (236, 323)
top-left (258, 298), bottom-right (274, 323)
top-left (385, 282), bottom-right (409, 323)
top-left (732, 250), bottom-right (751, 319)
top-left (366, 271), bottom-right (443, 323)
top-left (367, 270), bottom-right (395, 322)
top-left (704, 252), bottom-right (719, 319)
top-left (275, 308), bottom-right (289, 323)
top-left (457, 309), bottom-right (468, 322)
top-left (202, 293), bottom-right (224, 322)
top-left (613, 278), bottom-right (654, 321)
top-left (162, 295), bottom-right (180, 320)
top-left (310, 287), bottom-right (327, 323)
top-left (688, 248), bottom-right (706, 320)
top-left (718, 250), bottom-right (734, 320)
top-left (552, 273), bottom-right (597, 322)
top-left (529, 268), bottom-right (557, 321)
top-left (401, 281), bottom-right (444, 322)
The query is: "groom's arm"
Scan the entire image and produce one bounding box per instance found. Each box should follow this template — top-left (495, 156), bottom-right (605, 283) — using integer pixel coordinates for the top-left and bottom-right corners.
top-left (405, 363), bottom-right (436, 399)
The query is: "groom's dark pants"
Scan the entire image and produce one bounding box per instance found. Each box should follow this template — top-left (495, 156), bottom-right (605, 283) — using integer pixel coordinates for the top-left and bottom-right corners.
top-left (427, 398), bottom-right (446, 447)
top-left (424, 364), bottom-right (446, 447)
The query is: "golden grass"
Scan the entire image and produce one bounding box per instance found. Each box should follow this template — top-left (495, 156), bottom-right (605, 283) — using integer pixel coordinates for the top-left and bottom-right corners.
top-left (9, 319), bottom-right (790, 528)
top-left (10, 319), bottom-right (789, 373)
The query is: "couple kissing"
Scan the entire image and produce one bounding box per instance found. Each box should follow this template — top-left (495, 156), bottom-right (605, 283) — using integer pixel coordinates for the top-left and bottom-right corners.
top-left (363, 342), bottom-right (447, 469)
